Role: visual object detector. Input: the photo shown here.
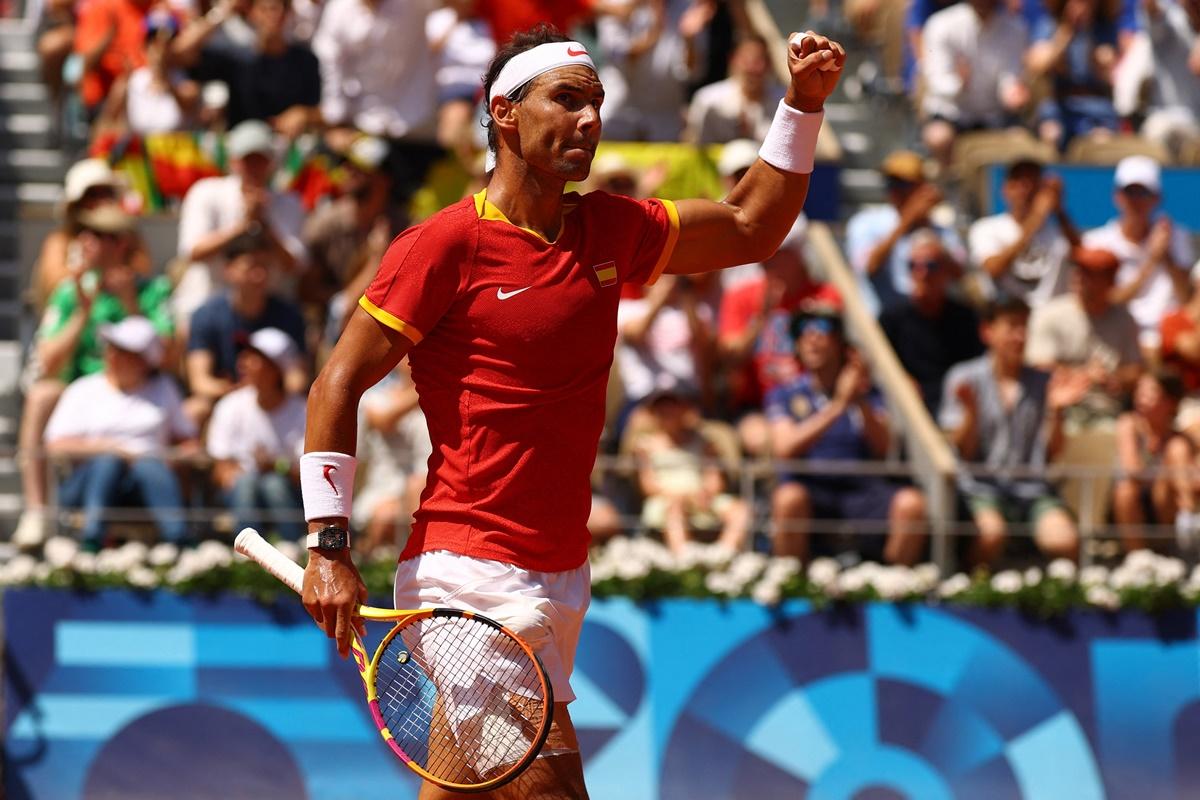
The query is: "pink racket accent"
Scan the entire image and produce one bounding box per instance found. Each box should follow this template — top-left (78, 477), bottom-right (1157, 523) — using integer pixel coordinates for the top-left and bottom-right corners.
top-left (369, 700), bottom-right (413, 764)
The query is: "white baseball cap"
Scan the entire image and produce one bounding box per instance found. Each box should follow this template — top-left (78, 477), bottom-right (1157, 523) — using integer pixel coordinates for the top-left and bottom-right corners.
top-left (1114, 155), bottom-right (1162, 194)
top-left (63, 158), bottom-right (122, 204)
top-left (718, 139), bottom-right (760, 178)
top-left (245, 327), bottom-right (301, 374)
top-left (99, 316), bottom-right (164, 368)
top-left (345, 135), bottom-right (389, 172)
top-left (226, 120), bottom-right (276, 160)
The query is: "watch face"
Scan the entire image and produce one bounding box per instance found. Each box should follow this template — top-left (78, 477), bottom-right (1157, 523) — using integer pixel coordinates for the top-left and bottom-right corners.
top-left (318, 528), bottom-right (349, 549)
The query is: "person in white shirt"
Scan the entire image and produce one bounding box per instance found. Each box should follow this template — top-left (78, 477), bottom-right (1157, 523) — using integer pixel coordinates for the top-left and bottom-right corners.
top-left (44, 317), bottom-right (199, 550)
top-left (969, 158), bottom-right (1080, 307)
top-left (685, 32), bottom-right (785, 145)
top-left (919, 0), bottom-right (1030, 167)
top-left (173, 120), bottom-right (308, 326)
top-left (426, 7), bottom-right (495, 163)
top-left (207, 327), bottom-right (307, 541)
top-left (1139, 0), bottom-right (1200, 159)
top-left (1082, 155), bottom-right (1194, 356)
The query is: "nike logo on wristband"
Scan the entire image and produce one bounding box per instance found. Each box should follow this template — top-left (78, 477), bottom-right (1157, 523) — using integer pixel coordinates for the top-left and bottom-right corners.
top-left (497, 287), bottom-right (532, 300)
top-left (567, 46), bottom-right (588, 57)
top-left (323, 464), bottom-right (340, 496)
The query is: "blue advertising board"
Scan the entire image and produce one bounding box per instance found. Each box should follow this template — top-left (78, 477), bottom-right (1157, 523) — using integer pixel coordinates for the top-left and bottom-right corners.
top-left (5, 590), bottom-right (1200, 799)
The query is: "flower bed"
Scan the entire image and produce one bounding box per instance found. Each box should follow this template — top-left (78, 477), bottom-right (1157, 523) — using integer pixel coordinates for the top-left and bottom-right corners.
top-left (2, 536), bottom-right (1199, 615)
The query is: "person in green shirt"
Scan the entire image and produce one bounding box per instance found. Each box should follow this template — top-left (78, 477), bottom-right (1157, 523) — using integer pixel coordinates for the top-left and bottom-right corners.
top-left (15, 205), bottom-right (175, 549)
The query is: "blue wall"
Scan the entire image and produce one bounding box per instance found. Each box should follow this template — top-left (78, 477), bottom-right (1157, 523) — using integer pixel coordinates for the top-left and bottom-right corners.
top-left (5, 590), bottom-right (1200, 799)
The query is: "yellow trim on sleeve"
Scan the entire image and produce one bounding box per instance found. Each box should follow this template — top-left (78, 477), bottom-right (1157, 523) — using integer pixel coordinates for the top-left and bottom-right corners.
top-left (644, 198), bottom-right (680, 286)
top-left (359, 296), bottom-right (424, 344)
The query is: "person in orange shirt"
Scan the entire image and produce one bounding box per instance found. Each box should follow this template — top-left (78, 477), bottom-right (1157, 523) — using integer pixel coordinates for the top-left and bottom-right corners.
top-left (73, 0), bottom-right (155, 114)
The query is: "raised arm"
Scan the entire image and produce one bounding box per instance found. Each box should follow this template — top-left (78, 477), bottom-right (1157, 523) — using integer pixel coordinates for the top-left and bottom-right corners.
top-left (666, 32), bottom-right (845, 274)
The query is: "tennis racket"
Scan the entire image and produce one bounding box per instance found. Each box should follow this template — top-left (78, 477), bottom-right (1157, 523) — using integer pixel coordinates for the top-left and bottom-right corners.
top-left (233, 528), bottom-right (554, 793)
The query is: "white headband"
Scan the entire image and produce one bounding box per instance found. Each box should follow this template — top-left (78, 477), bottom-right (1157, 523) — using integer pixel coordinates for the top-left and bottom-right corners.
top-left (488, 41), bottom-right (597, 103)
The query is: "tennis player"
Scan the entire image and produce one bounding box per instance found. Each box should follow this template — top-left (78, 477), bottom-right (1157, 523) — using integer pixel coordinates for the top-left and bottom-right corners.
top-left (299, 24), bottom-right (844, 799)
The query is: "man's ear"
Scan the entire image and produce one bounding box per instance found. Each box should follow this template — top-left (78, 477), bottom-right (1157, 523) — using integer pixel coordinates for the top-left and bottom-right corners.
top-left (490, 95), bottom-right (519, 138)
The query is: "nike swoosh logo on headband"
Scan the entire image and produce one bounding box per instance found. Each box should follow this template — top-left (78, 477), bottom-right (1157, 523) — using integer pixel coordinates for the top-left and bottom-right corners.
top-left (567, 46), bottom-right (588, 57)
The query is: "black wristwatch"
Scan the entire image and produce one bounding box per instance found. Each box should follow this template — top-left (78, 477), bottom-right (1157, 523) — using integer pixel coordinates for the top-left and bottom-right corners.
top-left (306, 524), bottom-right (351, 551)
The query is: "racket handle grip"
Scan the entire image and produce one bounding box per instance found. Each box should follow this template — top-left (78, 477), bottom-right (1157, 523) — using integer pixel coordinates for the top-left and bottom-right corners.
top-left (234, 527), bottom-right (306, 595)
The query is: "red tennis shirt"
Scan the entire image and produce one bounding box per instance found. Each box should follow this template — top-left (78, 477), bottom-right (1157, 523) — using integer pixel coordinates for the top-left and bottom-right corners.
top-left (361, 189), bottom-right (680, 571)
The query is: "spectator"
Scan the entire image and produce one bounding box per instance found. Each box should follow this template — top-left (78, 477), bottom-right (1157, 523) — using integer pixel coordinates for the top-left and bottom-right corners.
top-left (94, 10), bottom-right (199, 136)
top-left (207, 328), bottom-right (307, 542)
top-left (175, 0), bottom-right (321, 134)
top-left (44, 317), bottom-right (197, 550)
top-left (1026, 247), bottom-right (1143, 430)
top-left (845, 150), bottom-right (965, 317)
top-left (941, 294), bottom-right (1084, 566)
top-left (969, 159), bottom-right (1080, 307)
top-left (31, 158), bottom-right (150, 311)
top-left (1138, 0), bottom-right (1200, 159)
top-left (919, 0), bottom-right (1030, 167)
top-left (16, 206), bottom-right (173, 549)
top-left (1159, 264), bottom-right (1200, 424)
top-left (717, 221), bottom-right (840, 453)
top-left (353, 362), bottom-right (431, 553)
top-left (36, 0), bottom-right (77, 114)
top-left (185, 232), bottom-right (307, 423)
top-left (596, 0), bottom-right (699, 142)
top-left (880, 230), bottom-right (985, 414)
top-left (1083, 156), bottom-right (1193, 355)
top-left (684, 32), bottom-right (783, 145)
top-left (426, 6), bottom-right (496, 161)
top-left (768, 307), bottom-right (927, 565)
top-left (635, 389), bottom-right (751, 554)
top-left (301, 136), bottom-right (403, 319)
top-left (73, 0), bottom-right (153, 118)
top-left (446, 0), bottom-right (596, 49)
top-left (174, 119), bottom-right (307, 324)
top-left (1026, 0), bottom-right (1122, 149)
top-left (1113, 370), bottom-right (1192, 552)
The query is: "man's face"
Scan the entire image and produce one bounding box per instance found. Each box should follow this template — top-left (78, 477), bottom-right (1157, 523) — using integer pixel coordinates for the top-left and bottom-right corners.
top-left (226, 251), bottom-right (271, 292)
top-left (1115, 184), bottom-right (1159, 222)
top-left (249, 0), bottom-right (288, 38)
top-left (908, 240), bottom-right (947, 303)
top-left (1002, 167), bottom-right (1040, 214)
top-left (104, 345), bottom-right (150, 385)
top-left (797, 318), bottom-right (841, 372)
top-left (731, 40), bottom-right (769, 92)
top-left (982, 311), bottom-right (1029, 362)
top-left (234, 152), bottom-right (273, 187)
top-left (1076, 267), bottom-right (1116, 307)
top-left (506, 66), bottom-right (604, 184)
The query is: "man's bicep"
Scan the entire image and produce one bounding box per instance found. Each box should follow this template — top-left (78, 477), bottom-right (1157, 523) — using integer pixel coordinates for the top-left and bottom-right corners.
top-left (665, 197), bottom-right (746, 275)
top-left (331, 306), bottom-right (415, 396)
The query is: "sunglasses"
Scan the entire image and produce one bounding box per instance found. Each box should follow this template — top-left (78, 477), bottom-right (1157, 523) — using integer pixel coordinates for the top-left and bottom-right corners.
top-left (908, 257), bottom-right (941, 272)
top-left (1121, 185), bottom-right (1157, 200)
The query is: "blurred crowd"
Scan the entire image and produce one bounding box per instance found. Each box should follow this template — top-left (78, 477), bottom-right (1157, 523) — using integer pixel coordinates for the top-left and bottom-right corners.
top-left (11, 0), bottom-right (1200, 571)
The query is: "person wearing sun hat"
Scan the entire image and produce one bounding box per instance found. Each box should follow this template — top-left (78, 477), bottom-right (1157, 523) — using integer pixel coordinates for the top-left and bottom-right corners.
top-left (1082, 155), bottom-right (1194, 359)
top-left (206, 327), bottom-right (308, 542)
top-left (42, 316), bottom-right (199, 551)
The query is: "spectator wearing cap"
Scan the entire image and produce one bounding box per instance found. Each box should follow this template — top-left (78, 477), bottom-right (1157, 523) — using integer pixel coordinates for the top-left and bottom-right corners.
top-left (685, 32), bottom-right (785, 145)
top-left (717, 220), bottom-right (840, 455)
top-left (844, 150), bottom-right (965, 317)
top-left (173, 0), bottom-right (321, 135)
top-left (174, 119), bottom-right (308, 325)
top-left (207, 327), bottom-right (307, 541)
top-left (301, 136), bottom-right (404, 328)
top-left (1137, 0), bottom-right (1200, 159)
top-left (185, 232), bottom-right (308, 425)
top-left (44, 317), bottom-right (198, 550)
top-left (941, 294), bottom-right (1084, 566)
top-left (1083, 156), bottom-right (1194, 357)
top-left (72, 0), bottom-right (155, 117)
top-left (919, 0), bottom-right (1030, 167)
top-left (31, 158), bottom-right (150, 311)
top-left (1026, 0), bottom-right (1122, 150)
top-left (17, 206), bottom-right (175, 549)
top-left (968, 159), bottom-right (1080, 307)
top-left (880, 230), bottom-right (985, 415)
top-left (768, 307), bottom-right (928, 565)
top-left (94, 10), bottom-right (199, 136)
top-left (1026, 247), bottom-right (1143, 430)
top-left (595, 0), bottom-right (700, 142)
top-left (633, 388), bottom-right (751, 555)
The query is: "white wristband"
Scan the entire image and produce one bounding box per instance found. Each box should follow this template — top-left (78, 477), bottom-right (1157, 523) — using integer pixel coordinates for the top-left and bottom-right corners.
top-left (300, 451), bottom-right (357, 522)
top-left (758, 100), bottom-right (824, 175)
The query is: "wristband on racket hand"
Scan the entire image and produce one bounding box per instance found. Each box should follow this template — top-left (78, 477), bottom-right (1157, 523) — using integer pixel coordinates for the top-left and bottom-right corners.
top-left (758, 100), bottom-right (824, 175)
top-left (300, 451), bottom-right (356, 522)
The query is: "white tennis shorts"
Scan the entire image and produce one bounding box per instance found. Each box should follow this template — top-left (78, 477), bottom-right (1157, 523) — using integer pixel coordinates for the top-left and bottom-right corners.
top-left (394, 550), bottom-right (591, 703)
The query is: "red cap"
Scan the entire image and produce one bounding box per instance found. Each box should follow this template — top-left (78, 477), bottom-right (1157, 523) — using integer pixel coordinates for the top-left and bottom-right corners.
top-left (1071, 247), bottom-right (1120, 273)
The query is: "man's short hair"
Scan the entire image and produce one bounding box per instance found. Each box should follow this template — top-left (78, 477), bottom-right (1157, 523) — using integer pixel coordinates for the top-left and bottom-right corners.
top-left (1006, 158), bottom-right (1044, 181)
top-left (223, 231), bottom-right (271, 262)
top-left (982, 291), bottom-right (1031, 322)
top-left (1151, 369), bottom-right (1187, 403)
top-left (482, 25), bottom-right (571, 156)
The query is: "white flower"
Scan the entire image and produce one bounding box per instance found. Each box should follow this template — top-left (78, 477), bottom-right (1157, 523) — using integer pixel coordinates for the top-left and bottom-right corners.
top-left (0, 554), bottom-right (37, 585)
top-left (1023, 567), bottom-right (1043, 586)
top-left (71, 552), bottom-right (98, 574)
top-left (275, 540), bottom-right (303, 565)
top-left (44, 536), bottom-right (79, 569)
top-left (33, 563), bottom-right (53, 581)
top-left (938, 573), bottom-right (972, 598)
top-left (614, 556), bottom-right (650, 582)
top-left (1086, 585), bottom-right (1120, 610)
top-left (1079, 565), bottom-right (1109, 587)
top-left (765, 557), bottom-right (801, 583)
top-left (1108, 566), bottom-right (1149, 591)
top-left (751, 579), bottom-right (783, 605)
top-left (836, 568), bottom-right (870, 594)
top-left (912, 564), bottom-right (941, 592)
top-left (127, 566), bottom-right (159, 589)
top-left (728, 552), bottom-right (768, 584)
top-left (991, 570), bottom-right (1023, 594)
top-left (96, 549), bottom-right (126, 574)
top-left (195, 541), bottom-right (234, 569)
top-left (148, 542), bottom-right (179, 567)
top-left (704, 571), bottom-right (737, 595)
top-left (1124, 549), bottom-right (1158, 573)
top-left (116, 541), bottom-right (148, 564)
top-left (1152, 557), bottom-right (1186, 586)
top-left (871, 567), bottom-right (913, 600)
top-left (807, 557), bottom-right (840, 588)
top-left (1187, 565), bottom-right (1200, 593)
top-left (1048, 559), bottom-right (1076, 582)
top-left (591, 559), bottom-right (617, 582)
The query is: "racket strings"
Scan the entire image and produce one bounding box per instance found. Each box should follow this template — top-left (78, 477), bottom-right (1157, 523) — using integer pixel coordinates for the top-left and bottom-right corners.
top-left (373, 616), bottom-right (548, 784)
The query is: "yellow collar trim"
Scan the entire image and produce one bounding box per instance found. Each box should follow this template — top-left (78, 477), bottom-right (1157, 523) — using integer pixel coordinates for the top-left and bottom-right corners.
top-left (472, 188), bottom-right (578, 244)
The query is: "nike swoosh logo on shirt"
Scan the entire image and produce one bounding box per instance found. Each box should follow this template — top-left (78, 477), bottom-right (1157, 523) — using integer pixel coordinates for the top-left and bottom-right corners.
top-left (496, 287), bottom-right (532, 300)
